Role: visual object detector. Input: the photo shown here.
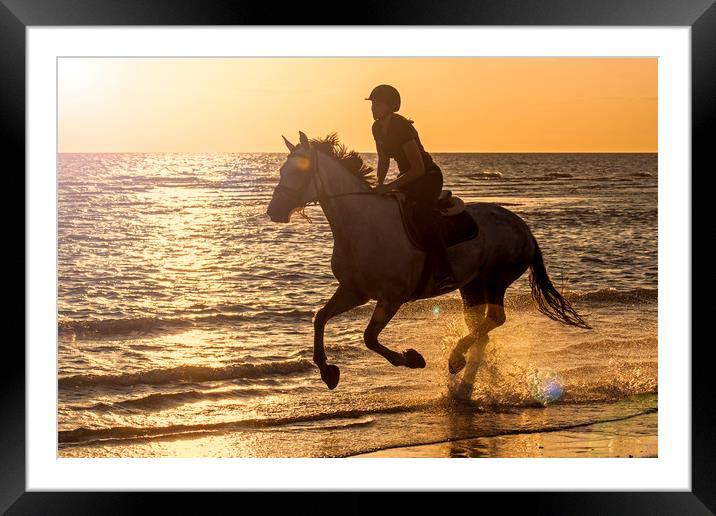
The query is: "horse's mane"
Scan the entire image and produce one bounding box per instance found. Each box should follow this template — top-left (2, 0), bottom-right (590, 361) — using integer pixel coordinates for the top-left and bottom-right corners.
top-left (308, 133), bottom-right (375, 187)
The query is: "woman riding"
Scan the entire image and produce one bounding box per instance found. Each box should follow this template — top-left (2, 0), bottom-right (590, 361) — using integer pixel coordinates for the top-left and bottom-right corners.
top-left (366, 84), bottom-right (457, 291)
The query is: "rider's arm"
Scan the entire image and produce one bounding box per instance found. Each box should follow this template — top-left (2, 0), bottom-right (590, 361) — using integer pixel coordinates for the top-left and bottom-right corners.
top-left (376, 140), bottom-right (389, 185)
top-left (383, 139), bottom-right (425, 190)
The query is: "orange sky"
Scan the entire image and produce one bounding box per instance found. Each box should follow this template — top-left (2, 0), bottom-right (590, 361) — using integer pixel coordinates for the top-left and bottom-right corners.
top-left (58, 57), bottom-right (657, 153)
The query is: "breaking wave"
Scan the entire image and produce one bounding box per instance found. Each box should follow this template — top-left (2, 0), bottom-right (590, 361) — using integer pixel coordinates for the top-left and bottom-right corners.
top-left (58, 359), bottom-right (315, 389)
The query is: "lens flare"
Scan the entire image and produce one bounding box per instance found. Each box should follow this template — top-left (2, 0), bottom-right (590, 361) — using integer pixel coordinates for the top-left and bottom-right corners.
top-left (295, 157), bottom-right (311, 172)
top-left (529, 368), bottom-right (564, 406)
top-left (431, 305), bottom-right (442, 316)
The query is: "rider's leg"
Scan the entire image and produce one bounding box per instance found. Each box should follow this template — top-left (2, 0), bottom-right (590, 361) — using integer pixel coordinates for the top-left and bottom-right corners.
top-left (404, 172), bottom-right (457, 289)
top-left (411, 203), bottom-right (457, 289)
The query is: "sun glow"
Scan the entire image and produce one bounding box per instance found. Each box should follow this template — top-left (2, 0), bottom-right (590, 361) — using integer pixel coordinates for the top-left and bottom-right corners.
top-left (58, 57), bottom-right (657, 153)
top-left (59, 58), bottom-right (104, 99)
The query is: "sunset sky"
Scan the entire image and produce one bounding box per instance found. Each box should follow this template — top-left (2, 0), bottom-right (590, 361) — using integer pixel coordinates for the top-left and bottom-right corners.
top-left (58, 57), bottom-right (657, 153)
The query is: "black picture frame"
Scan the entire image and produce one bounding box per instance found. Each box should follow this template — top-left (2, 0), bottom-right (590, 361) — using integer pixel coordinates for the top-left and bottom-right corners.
top-left (6, 0), bottom-right (712, 512)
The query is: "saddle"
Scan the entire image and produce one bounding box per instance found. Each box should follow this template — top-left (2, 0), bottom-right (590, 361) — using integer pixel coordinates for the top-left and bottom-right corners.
top-left (390, 190), bottom-right (480, 301)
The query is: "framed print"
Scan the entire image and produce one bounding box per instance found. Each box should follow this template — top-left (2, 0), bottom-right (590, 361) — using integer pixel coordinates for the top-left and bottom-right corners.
top-left (7, 0), bottom-right (713, 512)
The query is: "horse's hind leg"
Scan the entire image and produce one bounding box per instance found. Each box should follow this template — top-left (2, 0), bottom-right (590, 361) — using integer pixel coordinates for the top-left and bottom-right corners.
top-left (313, 285), bottom-right (368, 389)
top-left (449, 279), bottom-right (506, 375)
top-left (364, 298), bottom-right (426, 369)
top-left (449, 279), bottom-right (487, 374)
top-left (452, 339), bottom-right (490, 400)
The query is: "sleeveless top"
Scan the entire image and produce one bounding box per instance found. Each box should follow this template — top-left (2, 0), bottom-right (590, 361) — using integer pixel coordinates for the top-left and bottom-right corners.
top-left (372, 114), bottom-right (441, 178)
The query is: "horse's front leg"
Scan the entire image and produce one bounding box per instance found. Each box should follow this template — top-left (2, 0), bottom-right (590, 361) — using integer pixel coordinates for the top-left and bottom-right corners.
top-left (363, 298), bottom-right (426, 369)
top-left (313, 285), bottom-right (368, 389)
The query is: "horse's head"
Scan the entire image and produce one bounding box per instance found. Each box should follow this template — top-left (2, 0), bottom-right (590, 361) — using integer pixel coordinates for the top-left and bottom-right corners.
top-left (266, 131), bottom-right (319, 223)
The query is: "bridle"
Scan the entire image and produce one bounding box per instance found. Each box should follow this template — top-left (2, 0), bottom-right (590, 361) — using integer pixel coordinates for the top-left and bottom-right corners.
top-left (273, 146), bottom-right (376, 223)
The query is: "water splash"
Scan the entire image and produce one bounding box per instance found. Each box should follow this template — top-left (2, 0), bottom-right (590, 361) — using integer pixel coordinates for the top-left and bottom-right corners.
top-left (528, 368), bottom-right (565, 406)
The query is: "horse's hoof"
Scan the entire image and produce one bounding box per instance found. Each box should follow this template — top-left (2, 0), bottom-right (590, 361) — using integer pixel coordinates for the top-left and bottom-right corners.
top-left (448, 350), bottom-right (466, 375)
top-left (451, 380), bottom-right (474, 401)
top-left (403, 349), bottom-right (426, 369)
top-left (320, 364), bottom-right (340, 389)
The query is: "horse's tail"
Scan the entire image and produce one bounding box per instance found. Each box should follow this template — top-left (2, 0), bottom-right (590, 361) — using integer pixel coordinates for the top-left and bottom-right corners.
top-left (529, 235), bottom-right (592, 329)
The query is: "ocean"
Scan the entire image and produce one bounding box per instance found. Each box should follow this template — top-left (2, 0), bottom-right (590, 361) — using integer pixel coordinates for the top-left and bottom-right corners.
top-left (57, 152), bottom-right (657, 457)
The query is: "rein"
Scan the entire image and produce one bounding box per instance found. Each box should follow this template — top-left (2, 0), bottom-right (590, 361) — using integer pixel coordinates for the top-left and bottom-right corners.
top-left (279, 148), bottom-right (377, 223)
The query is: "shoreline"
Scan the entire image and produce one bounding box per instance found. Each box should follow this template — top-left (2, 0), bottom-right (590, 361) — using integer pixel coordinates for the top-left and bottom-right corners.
top-left (57, 411), bottom-right (658, 459)
top-left (351, 412), bottom-right (657, 458)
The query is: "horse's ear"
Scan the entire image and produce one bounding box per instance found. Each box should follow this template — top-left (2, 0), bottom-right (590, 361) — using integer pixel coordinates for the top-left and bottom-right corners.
top-left (282, 135), bottom-right (296, 153)
top-left (298, 131), bottom-right (309, 148)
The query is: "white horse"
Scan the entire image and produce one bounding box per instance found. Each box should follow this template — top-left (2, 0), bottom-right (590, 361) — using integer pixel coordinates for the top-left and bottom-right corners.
top-left (267, 132), bottom-right (590, 390)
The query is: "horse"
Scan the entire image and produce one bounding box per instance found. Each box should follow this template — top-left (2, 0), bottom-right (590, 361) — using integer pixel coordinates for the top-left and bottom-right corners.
top-left (266, 131), bottom-right (591, 391)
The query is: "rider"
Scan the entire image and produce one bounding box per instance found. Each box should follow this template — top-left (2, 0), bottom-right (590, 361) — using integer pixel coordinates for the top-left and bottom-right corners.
top-left (366, 84), bottom-right (458, 291)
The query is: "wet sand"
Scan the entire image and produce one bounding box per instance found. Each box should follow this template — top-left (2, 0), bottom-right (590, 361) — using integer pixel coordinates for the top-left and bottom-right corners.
top-left (352, 411), bottom-right (657, 458)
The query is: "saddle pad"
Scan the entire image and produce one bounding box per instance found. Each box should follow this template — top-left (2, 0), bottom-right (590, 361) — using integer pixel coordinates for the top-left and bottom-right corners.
top-left (437, 209), bottom-right (479, 248)
top-left (395, 200), bottom-right (478, 252)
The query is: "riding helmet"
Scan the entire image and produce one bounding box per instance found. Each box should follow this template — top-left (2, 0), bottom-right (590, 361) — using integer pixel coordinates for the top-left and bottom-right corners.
top-left (365, 84), bottom-right (401, 112)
